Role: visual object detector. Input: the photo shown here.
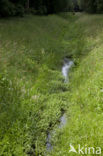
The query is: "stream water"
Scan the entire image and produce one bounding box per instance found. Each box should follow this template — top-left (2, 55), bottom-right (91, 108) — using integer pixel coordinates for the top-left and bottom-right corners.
top-left (46, 58), bottom-right (74, 151)
top-left (62, 58), bottom-right (74, 82)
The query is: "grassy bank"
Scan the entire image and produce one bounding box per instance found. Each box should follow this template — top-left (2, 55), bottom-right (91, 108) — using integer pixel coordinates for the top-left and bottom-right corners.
top-left (0, 13), bottom-right (103, 155)
top-left (48, 14), bottom-right (103, 156)
top-left (0, 13), bottom-right (82, 155)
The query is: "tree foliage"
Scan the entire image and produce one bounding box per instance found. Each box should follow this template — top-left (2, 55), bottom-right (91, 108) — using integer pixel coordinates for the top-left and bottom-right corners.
top-left (1, 0), bottom-right (103, 17)
top-left (78, 0), bottom-right (103, 13)
top-left (0, 0), bottom-right (70, 17)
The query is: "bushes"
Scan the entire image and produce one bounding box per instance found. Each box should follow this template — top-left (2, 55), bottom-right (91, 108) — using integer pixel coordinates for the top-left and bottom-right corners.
top-left (0, 1), bottom-right (24, 17)
top-left (37, 5), bottom-right (47, 15)
top-left (96, 0), bottom-right (103, 13)
top-left (0, 0), bottom-right (15, 17)
top-left (0, 0), bottom-right (25, 17)
top-left (15, 4), bottom-right (25, 16)
top-left (0, 0), bottom-right (72, 17)
top-left (79, 0), bottom-right (103, 14)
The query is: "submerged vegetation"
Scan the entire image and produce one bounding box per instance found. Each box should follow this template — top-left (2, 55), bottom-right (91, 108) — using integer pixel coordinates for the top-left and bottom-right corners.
top-left (0, 12), bottom-right (103, 155)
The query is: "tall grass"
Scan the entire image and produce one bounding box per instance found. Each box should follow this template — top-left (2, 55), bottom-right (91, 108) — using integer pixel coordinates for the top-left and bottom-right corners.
top-left (1, 13), bottom-right (103, 155)
top-left (48, 14), bottom-right (103, 156)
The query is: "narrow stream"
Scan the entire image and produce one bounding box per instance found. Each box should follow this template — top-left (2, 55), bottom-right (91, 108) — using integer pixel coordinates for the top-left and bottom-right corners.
top-left (62, 58), bottom-right (74, 82)
top-left (46, 58), bottom-right (74, 151)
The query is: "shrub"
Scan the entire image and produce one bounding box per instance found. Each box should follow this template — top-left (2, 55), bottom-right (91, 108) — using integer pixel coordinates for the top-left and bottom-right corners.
top-left (28, 8), bottom-right (37, 15)
top-left (37, 5), bottom-right (47, 15)
top-left (96, 0), bottom-right (103, 13)
top-left (15, 4), bottom-right (25, 17)
top-left (0, 0), bottom-right (15, 17)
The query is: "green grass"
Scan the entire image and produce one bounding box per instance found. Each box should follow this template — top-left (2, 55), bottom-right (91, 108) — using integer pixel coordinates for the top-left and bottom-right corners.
top-left (0, 13), bottom-right (103, 155)
top-left (48, 14), bottom-right (103, 156)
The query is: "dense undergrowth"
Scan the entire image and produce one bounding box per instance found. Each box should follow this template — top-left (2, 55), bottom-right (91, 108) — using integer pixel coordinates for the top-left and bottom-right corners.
top-left (0, 13), bottom-right (103, 155)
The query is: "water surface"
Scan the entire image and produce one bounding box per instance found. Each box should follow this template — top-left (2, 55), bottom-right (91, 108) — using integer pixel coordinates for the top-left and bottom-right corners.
top-left (46, 58), bottom-right (74, 151)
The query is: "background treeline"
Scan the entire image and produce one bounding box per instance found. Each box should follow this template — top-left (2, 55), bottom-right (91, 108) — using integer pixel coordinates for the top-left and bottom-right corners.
top-left (0, 0), bottom-right (73, 17)
top-left (79, 0), bottom-right (103, 13)
top-left (0, 0), bottom-right (103, 17)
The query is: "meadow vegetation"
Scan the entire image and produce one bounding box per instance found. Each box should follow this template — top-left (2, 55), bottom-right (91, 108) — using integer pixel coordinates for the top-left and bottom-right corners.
top-left (49, 14), bottom-right (103, 156)
top-left (0, 13), bottom-right (103, 155)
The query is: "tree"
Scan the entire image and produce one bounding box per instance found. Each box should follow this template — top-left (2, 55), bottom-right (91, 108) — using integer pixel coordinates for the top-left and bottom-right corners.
top-left (26, 0), bottom-right (29, 9)
top-left (0, 0), bottom-right (15, 17)
top-left (96, 0), bottom-right (103, 13)
top-left (78, 0), bottom-right (96, 13)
